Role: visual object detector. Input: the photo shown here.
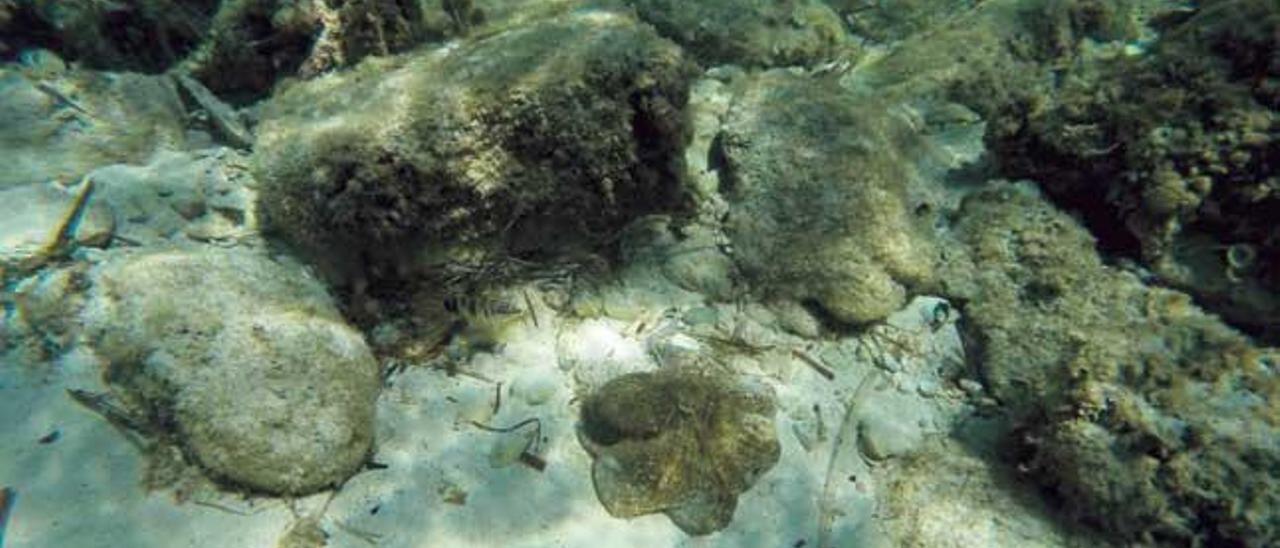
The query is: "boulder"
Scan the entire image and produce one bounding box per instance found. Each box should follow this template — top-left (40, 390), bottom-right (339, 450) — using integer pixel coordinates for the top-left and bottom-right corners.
top-left (941, 184), bottom-right (1280, 545)
top-left (717, 71), bottom-right (937, 324)
top-left (254, 10), bottom-right (696, 288)
top-left (579, 367), bottom-right (780, 535)
top-left (86, 247), bottom-right (380, 495)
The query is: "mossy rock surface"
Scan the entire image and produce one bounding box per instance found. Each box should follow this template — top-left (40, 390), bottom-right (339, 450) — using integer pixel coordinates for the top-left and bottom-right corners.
top-left (0, 0), bottom-right (218, 73)
top-left (254, 10), bottom-right (696, 284)
top-left (942, 185), bottom-right (1280, 545)
top-left (990, 0), bottom-right (1280, 341)
top-left (88, 247), bottom-right (380, 495)
top-left (717, 70), bottom-right (937, 324)
top-left (185, 0), bottom-right (436, 102)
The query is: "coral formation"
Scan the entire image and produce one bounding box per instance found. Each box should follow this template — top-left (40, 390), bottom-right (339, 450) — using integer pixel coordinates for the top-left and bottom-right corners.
top-left (579, 367), bottom-right (780, 535)
top-left (254, 10), bottom-right (696, 297)
top-left (716, 70), bottom-right (937, 324)
top-left (940, 184), bottom-right (1280, 545)
top-left (0, 0), bottom-right (442, 103)
top-left (86, 247), bottom-right (380, 495)
top-left (990, 0), bottom-right (1280, 340)
top-left (828, 0), bottom-right (984, 44)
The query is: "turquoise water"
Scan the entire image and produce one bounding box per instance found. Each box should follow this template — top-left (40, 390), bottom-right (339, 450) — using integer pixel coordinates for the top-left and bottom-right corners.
top-left (0, 1), bottom-right (1276, 546)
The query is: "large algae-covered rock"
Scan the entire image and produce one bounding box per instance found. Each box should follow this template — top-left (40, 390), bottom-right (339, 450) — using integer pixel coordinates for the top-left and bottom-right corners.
top-left (717, 71), bottom-right (937, 324)
top-left (942, 183), bottom-right (1280, 545)
top-left (846, 0), bottom-right (1139, 123)
top-left (255, 9), bottom-right (695, 282)
top-left (627, 0), bottom-right (849, 68)
top-left (579, 367), bottom-right (780, 535)
top-left (990, 0), bottom-right (1280, 341)
top-left (0, 66), bottom-right (186, 189)
top-left (86, 247), bottom-right (380, 495)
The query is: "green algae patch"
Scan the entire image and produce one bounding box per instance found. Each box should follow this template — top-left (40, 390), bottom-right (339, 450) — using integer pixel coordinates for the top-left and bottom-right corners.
top-left (717, 71), bottom-right (938, 325)
top-left (990, 0), bottom-right (1280, 341)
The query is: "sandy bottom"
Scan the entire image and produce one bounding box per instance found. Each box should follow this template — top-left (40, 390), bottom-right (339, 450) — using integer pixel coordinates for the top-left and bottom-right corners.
top-left (0, 292), bottom-right (1090, 547)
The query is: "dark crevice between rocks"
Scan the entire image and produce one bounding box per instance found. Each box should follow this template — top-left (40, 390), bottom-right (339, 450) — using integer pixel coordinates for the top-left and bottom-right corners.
top-left (1, 0), bottom-right (217, 73)
top-left (0, 6), bottom-right (62, 61)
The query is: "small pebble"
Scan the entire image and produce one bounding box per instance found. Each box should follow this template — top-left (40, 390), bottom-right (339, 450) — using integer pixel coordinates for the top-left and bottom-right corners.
top-left (858, 411), bottom-right (923, 461)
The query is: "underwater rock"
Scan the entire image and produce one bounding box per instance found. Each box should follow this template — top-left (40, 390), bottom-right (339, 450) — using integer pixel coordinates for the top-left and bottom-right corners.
top-left (0, 180), bottom-right (114, 275)
top-left (846, 0), bottom-right (1135, 122)
top-left (615, 215), bottom-right (736, 301)
top-left (717, 70), bottom-right (937, 324)
top-left (0, 67), bottom-right (187, 189)
top-left (990, 0), bottom-right (1280, 341)
top-left (828, 0), bottom-right (987, 45)
top-left (13, 47), bottom-right (68, 79)
top-left (86, 247), bottom-right (379, 495)
top-left (91, 149), bottom-right (257, 246)
top-left (628, 0), bottom-right (850, 68)
top-left (579, 367), bottom-right (780, 535)
top-left (941, 183), bottom-right (1280, 545)
top-left (255, 10), bottom-right (695, 288)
